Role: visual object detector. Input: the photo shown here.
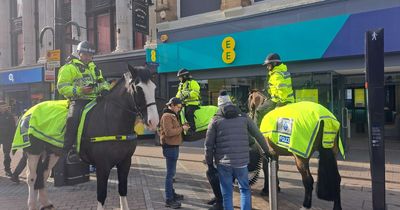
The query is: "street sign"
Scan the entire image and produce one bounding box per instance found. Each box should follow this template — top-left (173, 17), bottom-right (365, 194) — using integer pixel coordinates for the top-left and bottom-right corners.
top-left (44, 67), bottom-right (56, 82)
top-left (47, 49), bottom-right (61, 68)
top-left (133, 1), bottom-right (149, 35)
top-left (365, 28), bottom-right (386, 210)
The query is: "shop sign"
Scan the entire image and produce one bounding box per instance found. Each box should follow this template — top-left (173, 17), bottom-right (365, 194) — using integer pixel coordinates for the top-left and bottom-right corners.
top-left (0, 67), bottom-right (43, 85)
top-left (44, 67), bottom-right (55, 82)
top-left (221, 36), bottom-right (236, 64)
top-left (133, 1), bottom-right (149, 35)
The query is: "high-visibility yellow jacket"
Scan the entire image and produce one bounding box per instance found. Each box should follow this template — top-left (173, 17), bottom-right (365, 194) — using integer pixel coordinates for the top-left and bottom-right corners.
top-left (176, 79), bottom-right (201, 106)
top-left (57, 58), bottom-right (110, 100)
top-left (267, 63), bottom-right (295, 104)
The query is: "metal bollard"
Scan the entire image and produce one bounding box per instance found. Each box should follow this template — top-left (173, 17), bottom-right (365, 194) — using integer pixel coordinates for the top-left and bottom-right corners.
top-left (269, 158), bottom-right (278, 210)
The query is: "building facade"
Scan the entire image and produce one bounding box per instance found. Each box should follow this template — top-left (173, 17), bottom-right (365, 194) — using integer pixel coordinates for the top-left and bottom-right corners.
top-left (0, 0), bottom-right (157, 116)
top-left (151, 0), bottom-right (400, 142)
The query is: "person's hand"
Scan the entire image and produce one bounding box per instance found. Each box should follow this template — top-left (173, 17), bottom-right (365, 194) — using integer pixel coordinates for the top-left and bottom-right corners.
top-left (82, 86), bottom-right (93, 94)
top-left (182, 124), bottom-right (190, 131)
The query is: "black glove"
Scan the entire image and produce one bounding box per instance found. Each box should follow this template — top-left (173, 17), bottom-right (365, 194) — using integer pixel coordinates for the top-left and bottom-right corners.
top-left (100, 89), bottom-right (109, 97)
top-left (96, 90), bottom-right (109, 103)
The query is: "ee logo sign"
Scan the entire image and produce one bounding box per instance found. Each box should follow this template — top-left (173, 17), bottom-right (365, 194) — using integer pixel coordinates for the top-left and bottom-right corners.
top-left (221, 36), bottom-right (236, 64)
top-left (150, 50), bottom-right (157, 62)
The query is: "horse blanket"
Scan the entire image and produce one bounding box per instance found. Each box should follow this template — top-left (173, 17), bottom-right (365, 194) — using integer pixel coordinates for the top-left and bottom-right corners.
top-left (12, 100), bottom-right (97, 152)
top-left (260, 101), bottom-right (345, 159)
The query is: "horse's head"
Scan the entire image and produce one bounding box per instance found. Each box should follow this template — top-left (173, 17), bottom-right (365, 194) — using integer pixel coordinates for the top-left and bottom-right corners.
top-left (124, 65), bottom-right (159, 130)
top-left (248, 89), bottom-right (268, 119)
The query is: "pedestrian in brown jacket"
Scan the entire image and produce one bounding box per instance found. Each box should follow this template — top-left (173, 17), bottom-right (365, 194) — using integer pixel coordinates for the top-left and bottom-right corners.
top-left (159, 97), bottom-right (190, 209)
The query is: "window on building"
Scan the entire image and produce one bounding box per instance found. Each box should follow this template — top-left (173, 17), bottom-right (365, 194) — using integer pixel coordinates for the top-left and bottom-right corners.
top-left (86, 0), bottom-right (116, 55)
top-left (133, 32), bottom-right (146, 50)
top-left (180, 0), bottom-right (221, 18)
top-left (10, 0), bottom-right (23, 66)
top-left (17, 34), bottom-right (23, 65)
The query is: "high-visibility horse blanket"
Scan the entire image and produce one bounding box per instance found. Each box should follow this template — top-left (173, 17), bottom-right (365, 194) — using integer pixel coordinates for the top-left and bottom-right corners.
top-left (260, 101), bottom-right (345, 159)
top-left (12, 100), bottom-right (96, 152)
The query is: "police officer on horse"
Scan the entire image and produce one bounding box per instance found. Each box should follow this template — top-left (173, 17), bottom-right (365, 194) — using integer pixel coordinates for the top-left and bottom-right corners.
top-left (57, 40), bottom-right (110, 161)
top-left (254, 53), bottom-right (295, 126)
top-left (175, 68), bottom-right (201, 134)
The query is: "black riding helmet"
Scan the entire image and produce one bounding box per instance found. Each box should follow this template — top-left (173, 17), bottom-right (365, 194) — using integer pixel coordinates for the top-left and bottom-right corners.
top-left (177, 68), bottom-right (192, 80)
top-left (77, 41), bottom-right (96, 55)
top-left (263, 53), bottom-right (282, 69)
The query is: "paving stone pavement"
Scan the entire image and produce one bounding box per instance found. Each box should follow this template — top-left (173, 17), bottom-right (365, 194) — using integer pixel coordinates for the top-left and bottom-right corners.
top-left (0, 136), bottom-right (399, 210)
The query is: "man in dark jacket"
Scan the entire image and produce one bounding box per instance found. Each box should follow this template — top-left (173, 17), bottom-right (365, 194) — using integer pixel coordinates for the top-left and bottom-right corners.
top-left (0, 101), bottom-right (16, 177)
top-left (205, 90), bottom-right (269, 210)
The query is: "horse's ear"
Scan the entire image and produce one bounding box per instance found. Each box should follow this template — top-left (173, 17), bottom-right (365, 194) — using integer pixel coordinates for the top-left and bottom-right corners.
top-left (128, 64), bottom-right (138, 79)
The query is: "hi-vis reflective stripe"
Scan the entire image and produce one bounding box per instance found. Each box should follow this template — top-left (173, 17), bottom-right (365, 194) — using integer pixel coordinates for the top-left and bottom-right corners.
top-left (90, 134), bottom-right (137, 142)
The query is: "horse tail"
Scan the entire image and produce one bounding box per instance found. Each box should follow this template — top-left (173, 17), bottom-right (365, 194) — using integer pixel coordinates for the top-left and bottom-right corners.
top-left (34, 152), bottom-right (50, 190)
top-left (316, 135), bottom-right (341, 201)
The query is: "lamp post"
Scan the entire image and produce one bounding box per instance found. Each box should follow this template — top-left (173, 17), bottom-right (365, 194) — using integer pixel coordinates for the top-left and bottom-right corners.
top-left (39, 0), bottom-right (82, 100)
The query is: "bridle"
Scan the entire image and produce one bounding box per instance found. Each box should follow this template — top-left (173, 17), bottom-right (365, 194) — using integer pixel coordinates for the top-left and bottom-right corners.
top-left (102, 73), bottom-right (157, 123)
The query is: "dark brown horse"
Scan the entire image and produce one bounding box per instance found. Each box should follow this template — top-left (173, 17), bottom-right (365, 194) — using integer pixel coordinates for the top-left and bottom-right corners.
top-left (248, 90), bottom-right (342, 210)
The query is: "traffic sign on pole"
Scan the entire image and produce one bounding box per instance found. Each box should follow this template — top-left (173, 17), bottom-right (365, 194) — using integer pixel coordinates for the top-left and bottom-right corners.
top-left (365, 28), bottom-right (386, 210)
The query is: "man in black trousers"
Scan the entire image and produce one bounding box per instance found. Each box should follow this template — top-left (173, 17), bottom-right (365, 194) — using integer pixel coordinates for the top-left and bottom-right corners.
top-left (0, 101), bottom-right (16, 177)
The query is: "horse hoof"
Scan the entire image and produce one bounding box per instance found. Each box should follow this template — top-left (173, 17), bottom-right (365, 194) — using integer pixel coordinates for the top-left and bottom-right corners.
top-left (40, 204), bottom-right (54, 210)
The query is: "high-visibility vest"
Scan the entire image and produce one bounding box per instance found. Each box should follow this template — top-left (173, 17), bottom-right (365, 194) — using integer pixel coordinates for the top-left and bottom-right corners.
top-left (176, 79), bottom-right (201, 106)
top-left (267, 63), bottom-right (295, 104)
top-left (57, 58), bottom-right (110, 100)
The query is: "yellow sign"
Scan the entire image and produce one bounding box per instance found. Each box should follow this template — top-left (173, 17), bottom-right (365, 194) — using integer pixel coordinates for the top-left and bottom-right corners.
top-left (221, 36), bottom-right (236, 64)
top-left (150, 50), bottom-right (157, 62)
top-left (354, 88), bottom-right (365, 107)
top-left (47, 49), bottom-right (60, 62)
top-left (295, 89), bottom-right (319, 103)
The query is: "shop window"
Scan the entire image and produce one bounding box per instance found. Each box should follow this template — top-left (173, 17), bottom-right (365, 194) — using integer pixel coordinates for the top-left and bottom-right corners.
top-left (169, 77), bottom-right (265, 113)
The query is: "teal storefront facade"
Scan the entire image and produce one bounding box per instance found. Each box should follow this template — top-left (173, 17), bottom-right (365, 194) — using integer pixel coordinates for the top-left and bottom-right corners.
top-left (149, 4), bottom-right (400, 143)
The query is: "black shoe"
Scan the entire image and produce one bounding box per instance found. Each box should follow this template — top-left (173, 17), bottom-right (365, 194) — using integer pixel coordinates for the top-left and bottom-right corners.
top-left (206, 197), bottom-right (217, 205)
top-left (208, 202), bottom-right (223, 210)
top-left (174, 193), bottom-right (184, 201)
top-left (10, 176), bottom-right (20, 184)
top-left (165, 199), bottom-right (181, 209)
top-left (5, 169), bottom-right (12, 177)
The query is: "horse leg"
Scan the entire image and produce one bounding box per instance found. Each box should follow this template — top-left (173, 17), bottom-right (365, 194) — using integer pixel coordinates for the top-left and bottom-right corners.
top-left (117, 156), bottom-right (132, 210)
top-left (294, 156), bottom-right (313, 209)
top-left (96, 165), bottom-right (112, 210)
top-left (38, 154), bottom-right (59, 210)
top-left (26, 154), bottom-right (40, 210)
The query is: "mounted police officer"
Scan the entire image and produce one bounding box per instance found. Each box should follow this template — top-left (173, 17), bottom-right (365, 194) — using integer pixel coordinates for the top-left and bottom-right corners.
top-left (175, 68), bottom-right (201, 134)
top-left (254, 53), bottom-right (295, 127)
top-left (57, 41), bottom-right (110, 161)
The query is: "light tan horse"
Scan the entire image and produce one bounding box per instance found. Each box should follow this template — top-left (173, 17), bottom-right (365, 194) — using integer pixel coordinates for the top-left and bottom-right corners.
top-left (248, 89), bottom-right (342, 210)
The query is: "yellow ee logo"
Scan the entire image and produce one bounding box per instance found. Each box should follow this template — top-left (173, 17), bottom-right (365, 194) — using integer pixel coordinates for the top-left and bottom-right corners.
top-left (221, 36), bottom-right (236, 64)
top-left (150, 50), bottom-right (157, 62)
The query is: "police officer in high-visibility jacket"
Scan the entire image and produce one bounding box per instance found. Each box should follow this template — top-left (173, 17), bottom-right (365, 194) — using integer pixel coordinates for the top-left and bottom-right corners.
top-left (57, 41), bottom-right (110, 161)
top-left (254, 53), bottom-right (295, 127)
top-left (175, 69), bottom-right (201, 134)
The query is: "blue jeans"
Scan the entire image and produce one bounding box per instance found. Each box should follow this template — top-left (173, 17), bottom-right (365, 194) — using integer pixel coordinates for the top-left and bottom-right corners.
top-left (163, 146), bottom-right (179, 200)
top-left (217, 164), bottom-right (251, 210)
